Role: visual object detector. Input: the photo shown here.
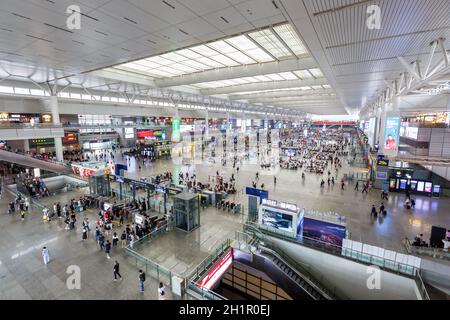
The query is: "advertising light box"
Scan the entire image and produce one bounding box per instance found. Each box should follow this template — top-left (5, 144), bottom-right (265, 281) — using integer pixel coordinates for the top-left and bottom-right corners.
top-left (424, 182), bottom-right (433, 193)
top-left (197, 249), bottom-right (233, 290)
top-left (417, 181), bottom-right (425, 192)
top-left (384, 117), bottom-right (400, 152)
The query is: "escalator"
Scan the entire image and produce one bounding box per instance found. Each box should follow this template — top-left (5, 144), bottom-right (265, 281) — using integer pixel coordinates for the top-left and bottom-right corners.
top-left (0, 149), bottom-right (71, 174)
top-left (257, 245), bottom-right (334, 300)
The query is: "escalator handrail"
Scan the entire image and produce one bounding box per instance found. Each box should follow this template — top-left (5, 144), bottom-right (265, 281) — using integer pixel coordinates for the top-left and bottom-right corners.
top-left (257, 245), bottom-right (335, 300)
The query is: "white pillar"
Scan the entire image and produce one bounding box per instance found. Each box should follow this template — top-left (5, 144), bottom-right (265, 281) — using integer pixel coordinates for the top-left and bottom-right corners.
top-left (23, 139), bottom-right (30, 153)
top-left (204, 109), bottom-right (209, 138)
top-left (50, 95), bottom-right (64, 162)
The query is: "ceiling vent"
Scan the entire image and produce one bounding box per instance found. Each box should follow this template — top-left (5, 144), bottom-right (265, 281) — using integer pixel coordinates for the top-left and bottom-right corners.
top-left (95, 30), bottom-right (108, 36)
top-left (272, 1), bottom-right (279, 9)
top-left (162, 1), bottom-right (175, 9)
top-left (44, 23), bottom-right (73, 34)
top-left (124, 17), bottom-right (137, 24)
top-left (220, 16), bottom-right (229, 23)
top-left (179, 29), bottom-right (189, 35)
top-left (11, 12), bottom-right (32, 20)
top-left (26, 34), bottom-right (53, 43)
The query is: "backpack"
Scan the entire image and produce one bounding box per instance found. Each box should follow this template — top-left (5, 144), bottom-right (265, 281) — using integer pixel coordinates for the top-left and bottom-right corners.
top-left (140, 272), bottom-right (146, 282)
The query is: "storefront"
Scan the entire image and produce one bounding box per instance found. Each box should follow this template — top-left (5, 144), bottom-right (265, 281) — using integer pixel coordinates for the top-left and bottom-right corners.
top-left (136, 129), bottom-right (167, 142)
top-left (82, 139), bottom-right (117, 152)
top-left (0, 112), bottom-right (52, 125)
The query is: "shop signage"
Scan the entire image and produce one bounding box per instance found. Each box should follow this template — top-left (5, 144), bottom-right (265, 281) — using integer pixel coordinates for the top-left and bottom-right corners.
top-left (377, 155), bottom-right (389, 167)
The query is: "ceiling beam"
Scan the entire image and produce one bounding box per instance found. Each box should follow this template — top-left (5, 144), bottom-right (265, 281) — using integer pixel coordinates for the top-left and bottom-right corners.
top-left (248, 97), bottom-right (339, 104)
top-left (154, 57), bottom-right (317, 88)
top-left (201, 78), bottom-right (327, 95)
top-left (89, 69), bottom-right (156, 88)
top-left (229, 88), bottom-right (333, 100)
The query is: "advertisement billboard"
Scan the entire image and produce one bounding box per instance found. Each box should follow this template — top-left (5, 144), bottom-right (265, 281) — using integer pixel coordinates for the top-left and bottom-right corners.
top-left (384, 117), bottom-right (401, 152)
top-left (301, 217), bottom-right (346, 247)
top-left (197, 249), bottom-right (233, 290)
top-left (261, 208), bottom-right (294, 233)
top-left (368, 117), bottom-right (376, 146)
top-left (172, 118), bottom-right (180, 142)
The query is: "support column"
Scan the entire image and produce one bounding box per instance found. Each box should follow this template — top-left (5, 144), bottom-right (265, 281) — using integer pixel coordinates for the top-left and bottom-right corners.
top-left (204, 109), bottom-right (209, 138)
top-left (50, 95), bottom-right (64, 162)
top-left (172, 107), bottom-right (180, 142)
top-left (23, 139), bottom-right (30, 153)
top-left (226, 111), bottom-right (231, 134)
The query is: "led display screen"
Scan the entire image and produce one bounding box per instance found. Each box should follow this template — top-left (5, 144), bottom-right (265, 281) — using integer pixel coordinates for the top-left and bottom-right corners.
top-left (384, 117), bottom-right (400, 151)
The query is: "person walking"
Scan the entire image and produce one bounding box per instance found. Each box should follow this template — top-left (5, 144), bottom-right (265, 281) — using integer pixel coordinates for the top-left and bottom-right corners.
top-left (42, 247), bottom-right (50, 265)
top-left (158, 282), bottom-right (166, 300)
top-left (82, 226), bottom-right (88, 241)
top-left (371, 205), bottom-right (377, 217)
top-left (113, 261), bottom-right (122, 281)
top-left (362, 182), bottom-right (368, 194)
top-left (105, 240), bottom-right (111, 259)
top-left (99, 233), bottom-right (105, 251)
top-left (379, 203), bottom-right (385, 216)
top-left (273, 176), bottom-right (277, 187)
top-left (354, 181), bottom-right (359, 191)
top-left (138, 270), bottom-right (146, 292)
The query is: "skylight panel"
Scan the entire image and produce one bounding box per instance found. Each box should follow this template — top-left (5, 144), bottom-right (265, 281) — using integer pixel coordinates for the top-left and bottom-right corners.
top-left (146, 56), bottom-right (173, 66)
top-left (266, 74), bottom-right (284, 81)
top-left (274, 24), bottom-right (308, 56)
top-left (121, 62), bottom-right (149, 71)
top-left (158, 65), bottom-right (182, 75)
top-left (146, 69), bottom-right (175, 77)
top-left (209, 54), bottom-right (240, 66)
top-left (244, 48), bottom-right (274, 63)
top-left (253, 75), bottom-right (271, 82)
top-left (207, 40), bottom-right (237, 54)
top-left (169, 63), bottom-right (198, 73)
top-left (311, 85), bottom-right (324, 90)
top-left (248, 29), bottom-right (292, 59)
top-left (191, 45), bottom-right (220, 57)
top-left (226, 35), bottom-right (257, 51)
top-left (226, 51), bottom-right (255, 64)
top-left (183, 59), bottom-right (210, 70)
top-left (309, 68), bottom-right (324, 78)
top-left (294, 70), bottom-right (313, 79)
top-left (161, 52), bottom-right (188, 62)
top-left (300, 86), bottom-right (312, 90)
top-left (232, 78), bottom-right (250, 84)
top-left (195, 56), bottom-right (224, 68)
top-left (137, 60), bottom-right (161, 69)
top-left (322, 84), bottom-right (332, 89)
top-left (177, 49), bottom-right (203, 59)
top-left (278, 72), bottom-right (298, 80)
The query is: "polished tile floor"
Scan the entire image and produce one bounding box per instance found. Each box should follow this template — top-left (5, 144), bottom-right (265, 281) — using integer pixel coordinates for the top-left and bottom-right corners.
top-left (1, 147), bottom-right (449, 299)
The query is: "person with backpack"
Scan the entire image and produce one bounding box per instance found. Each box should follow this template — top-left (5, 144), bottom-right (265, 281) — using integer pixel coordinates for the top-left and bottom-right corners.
top-left (138, 270), bottom-right (146, 292)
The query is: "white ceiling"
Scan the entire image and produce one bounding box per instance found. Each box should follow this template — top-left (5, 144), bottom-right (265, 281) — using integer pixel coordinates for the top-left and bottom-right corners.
top-left (0, 0), bottom-right (449, 117)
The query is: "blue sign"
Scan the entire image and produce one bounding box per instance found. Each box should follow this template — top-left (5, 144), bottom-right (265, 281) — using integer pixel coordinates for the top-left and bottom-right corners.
top-left (116, 175), bottom-right (124, 183)
top-left (115, 164), bottom-right (128, 176)
top-left (246, 187), bottom-right (268, 204)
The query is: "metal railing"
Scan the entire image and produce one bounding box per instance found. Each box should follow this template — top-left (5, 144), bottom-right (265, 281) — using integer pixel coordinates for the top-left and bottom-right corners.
top-left (186, 280), bottom-right (227, 300)
top-left (415, 270), bottom-right (430, 300)
top-left (257, 244), bottom-right (336, 300)
top-left (125, 246), bottom-right (176, 287)
top-left (187, 238), bottom-right (233, 283)
top-left (403, 237), bottom-right (450, 261)
top-left (244, 221), bottom-right (420, 277)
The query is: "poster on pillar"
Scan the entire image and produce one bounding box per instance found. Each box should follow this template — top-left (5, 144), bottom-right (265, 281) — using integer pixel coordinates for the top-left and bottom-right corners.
top-left (172, 116), bottom-right (180, 142)
top-left (383, 116), bottom-right (401, 156)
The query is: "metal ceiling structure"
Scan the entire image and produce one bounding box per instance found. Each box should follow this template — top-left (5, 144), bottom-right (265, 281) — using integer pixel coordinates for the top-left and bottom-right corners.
top-left (0, 0), bottom-right (449, 117)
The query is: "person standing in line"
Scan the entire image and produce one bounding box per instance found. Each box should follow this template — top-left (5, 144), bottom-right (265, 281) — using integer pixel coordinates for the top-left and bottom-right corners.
top-left (98, 233), bottom-right (105, 251)
top-left (112, 232), bottom-right (119, 247)
top-left (42, 247), bottom-right (50, 265)
top-left (113, 261), bottom-right (122, 281)
top-left (105, 240), bottom-right (111, 259)
top-left (121, 231), bottom-right (127, 248)
top-left (138, 270), bottom-right (146, 292)
top-left (158, 282), bottom-right (166, 300)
